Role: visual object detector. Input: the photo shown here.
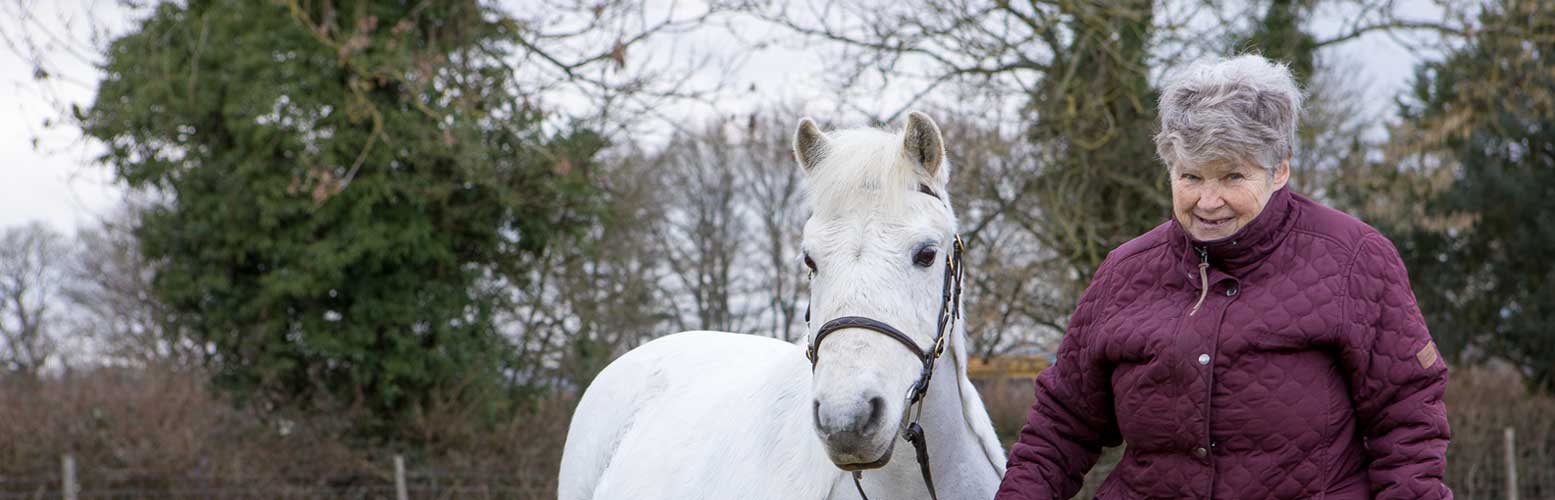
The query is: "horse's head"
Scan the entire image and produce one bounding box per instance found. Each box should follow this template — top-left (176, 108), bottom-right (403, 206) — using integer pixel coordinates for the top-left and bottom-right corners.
top-left (794, 112), bottom-right (958, 470)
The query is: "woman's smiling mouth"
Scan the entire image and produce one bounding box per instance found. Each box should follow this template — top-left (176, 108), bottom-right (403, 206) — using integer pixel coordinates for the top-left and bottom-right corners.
top-left (1195, 215), bottom-right (1234, 232)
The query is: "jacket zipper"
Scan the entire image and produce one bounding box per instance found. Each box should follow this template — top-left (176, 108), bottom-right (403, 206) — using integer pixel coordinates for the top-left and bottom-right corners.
top-left (1190, 246), bottom-right (1209, 316)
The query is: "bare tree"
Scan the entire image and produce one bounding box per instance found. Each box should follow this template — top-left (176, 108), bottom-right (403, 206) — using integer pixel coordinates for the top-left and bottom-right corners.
top-left (505, 0), bottom-right (739, 140)
top-left (653, 121), bottom-right (756, 333)
top-left (736, 111), bottom-right (809, 342)
top-left (0, 0), bottom-right (737, 206)
top-left (503, 143), bottom-right (675, 391)
top-left (64, 204), bottom-right (203, 368)
top-left (732, 1), bottom-right (1185, 355)
top-left (936, 114), bottom-right (1071, 358)
top-left (646, 109), bottom-right (816, 340)
top-left (1288, 57), bottom-right (1372, 199)
top-left (0, 222), bottom-right (68, 378)
top-left (735, 0), bottom-right (1469, 355)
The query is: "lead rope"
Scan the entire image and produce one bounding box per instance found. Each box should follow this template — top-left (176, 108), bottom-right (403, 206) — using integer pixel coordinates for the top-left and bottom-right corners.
top-left (849, 424), bottom-right (937, 500)
top-left (1189, 247), bottom-right (1209, 316)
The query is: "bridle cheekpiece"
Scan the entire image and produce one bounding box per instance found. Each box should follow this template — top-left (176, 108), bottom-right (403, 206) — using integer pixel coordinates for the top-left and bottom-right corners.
top-left (804, 234), bottom-right (965, 500)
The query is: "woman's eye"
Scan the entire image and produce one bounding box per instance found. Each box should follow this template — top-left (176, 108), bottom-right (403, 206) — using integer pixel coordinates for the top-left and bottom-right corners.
top-left (913, 247), bottom-right (938, 268)
top-left (1226, 173), bottom-right (1244, 181)
top-left (1181, 174), bottom-right (1200, 181)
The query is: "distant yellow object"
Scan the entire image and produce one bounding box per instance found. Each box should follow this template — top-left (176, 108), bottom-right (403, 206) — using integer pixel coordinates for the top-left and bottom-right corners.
top-left (966, 355), bottom-right (1050, 381)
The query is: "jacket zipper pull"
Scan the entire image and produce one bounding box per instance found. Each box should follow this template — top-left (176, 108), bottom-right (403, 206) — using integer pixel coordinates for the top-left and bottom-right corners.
top-left (1190, 247), bottom-right (1209, 316)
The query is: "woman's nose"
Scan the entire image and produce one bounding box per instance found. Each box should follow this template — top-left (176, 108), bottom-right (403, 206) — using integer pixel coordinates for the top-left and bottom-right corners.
top-left (1196, 189), bottom-right (1225, 211)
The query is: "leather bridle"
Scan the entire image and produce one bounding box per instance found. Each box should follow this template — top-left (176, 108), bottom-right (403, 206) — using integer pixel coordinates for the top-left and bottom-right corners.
top-left (804, 234), bottom-right (965, 500)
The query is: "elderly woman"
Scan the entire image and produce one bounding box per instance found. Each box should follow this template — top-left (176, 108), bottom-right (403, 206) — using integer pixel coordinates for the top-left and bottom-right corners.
top-left (994, 55), bottom-right (1451, 499)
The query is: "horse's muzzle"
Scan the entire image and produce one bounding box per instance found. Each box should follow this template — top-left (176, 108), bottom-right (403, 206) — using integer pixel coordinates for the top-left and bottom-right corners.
top-left (814, 392), bottom-right (898, 468)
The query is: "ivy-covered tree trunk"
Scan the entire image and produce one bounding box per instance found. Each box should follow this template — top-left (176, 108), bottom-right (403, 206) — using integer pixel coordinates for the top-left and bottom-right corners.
top-left (1023, 0), bottom-right (1166, 293)
top-left (85, 0), bottom-right (602, 440)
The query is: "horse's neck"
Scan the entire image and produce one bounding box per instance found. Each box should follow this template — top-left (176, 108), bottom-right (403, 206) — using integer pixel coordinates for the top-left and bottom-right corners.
top-left (934, 325), bottom-right (1004, 470)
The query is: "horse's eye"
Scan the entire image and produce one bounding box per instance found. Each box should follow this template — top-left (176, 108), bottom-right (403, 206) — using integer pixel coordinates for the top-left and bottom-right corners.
top-left (912, 247), bottom-right (937, 268)
top-left (804, 253), bottom-right (817, 274)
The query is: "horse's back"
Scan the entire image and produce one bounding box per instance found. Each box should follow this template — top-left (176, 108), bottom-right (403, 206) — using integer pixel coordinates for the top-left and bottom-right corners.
top-left (558, 331), bottom-right (834, 500)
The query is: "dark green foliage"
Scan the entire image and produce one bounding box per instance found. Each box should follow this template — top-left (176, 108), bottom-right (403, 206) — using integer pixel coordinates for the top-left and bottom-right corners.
top-left (1377, 0), bottom-right (1555, 393)
top-left (1233, 0), bottom-right (1318, 82)
top-left (84, 0), bottom-right (602, 439)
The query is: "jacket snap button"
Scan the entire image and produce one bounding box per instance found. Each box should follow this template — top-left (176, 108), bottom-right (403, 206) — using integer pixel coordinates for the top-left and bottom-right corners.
top-left (1226, 287), bottom-right (1238, 297)
top-left (1193, 447), bottom-right (1208, 458)
top-left (1198, 354), bottom-right (1210, 365)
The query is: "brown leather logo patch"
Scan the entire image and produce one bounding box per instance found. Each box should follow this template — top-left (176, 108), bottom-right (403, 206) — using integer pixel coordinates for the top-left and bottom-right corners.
top-left (1416, 341), bottom-right (1440, 369)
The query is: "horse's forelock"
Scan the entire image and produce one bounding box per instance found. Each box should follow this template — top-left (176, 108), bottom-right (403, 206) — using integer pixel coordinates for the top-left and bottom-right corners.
top-left (804, 127), bottom-right (939, 217)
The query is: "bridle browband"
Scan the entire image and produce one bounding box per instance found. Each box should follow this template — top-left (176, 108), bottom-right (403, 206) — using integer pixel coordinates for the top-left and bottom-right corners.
top-left (804, 234), bottom-right (965, 500)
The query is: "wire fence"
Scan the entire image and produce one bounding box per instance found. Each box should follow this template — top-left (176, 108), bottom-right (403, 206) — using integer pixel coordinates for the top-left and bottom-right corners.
top-left (0, 457), bottom-right (553, 500)
top-left (5, 437), bottom-right (1552, 500)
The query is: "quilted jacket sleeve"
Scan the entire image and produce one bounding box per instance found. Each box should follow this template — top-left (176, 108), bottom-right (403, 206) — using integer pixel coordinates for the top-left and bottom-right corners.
top-left (995, 259), bottom-right (1123, 500)
top-left (1340, 234), bottom-right (1452, 500)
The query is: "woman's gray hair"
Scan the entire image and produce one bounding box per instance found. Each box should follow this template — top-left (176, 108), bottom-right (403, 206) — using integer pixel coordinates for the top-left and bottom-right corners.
top-left (1154, 55), bottom-right (1303, 176)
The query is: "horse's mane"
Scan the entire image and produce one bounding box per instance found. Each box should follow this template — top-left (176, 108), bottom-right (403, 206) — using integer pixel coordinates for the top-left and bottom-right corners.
top-left (803, 127), bottom-right (945, 216)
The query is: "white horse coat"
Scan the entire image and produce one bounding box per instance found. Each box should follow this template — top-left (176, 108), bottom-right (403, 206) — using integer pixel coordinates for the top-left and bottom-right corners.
top-left (559, 113), bottom-right (1006, 499)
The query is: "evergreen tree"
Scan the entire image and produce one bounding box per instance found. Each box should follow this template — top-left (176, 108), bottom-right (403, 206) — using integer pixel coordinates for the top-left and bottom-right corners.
top-left (1382, 0), bottom-right (1555, 393)
top-left (84, 0), bottom-right (603, 438)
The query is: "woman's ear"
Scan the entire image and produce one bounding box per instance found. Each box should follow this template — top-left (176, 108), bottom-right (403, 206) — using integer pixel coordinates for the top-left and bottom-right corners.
top-left (1273, 158), bottom-right (1291, 190)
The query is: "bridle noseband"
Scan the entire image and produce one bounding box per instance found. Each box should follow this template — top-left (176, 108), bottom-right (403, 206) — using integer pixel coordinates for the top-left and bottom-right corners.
top-left (804, 235), bottom-right (964, 500)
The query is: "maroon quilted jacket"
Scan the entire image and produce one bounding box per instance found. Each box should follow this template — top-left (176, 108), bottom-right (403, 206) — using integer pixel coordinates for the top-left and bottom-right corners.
top-left (995, 188), bottom-right (1451, 499)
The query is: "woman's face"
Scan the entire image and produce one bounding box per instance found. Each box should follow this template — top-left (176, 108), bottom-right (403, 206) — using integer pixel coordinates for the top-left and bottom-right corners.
top-left (1171, 157), bottom-right (1289, 241)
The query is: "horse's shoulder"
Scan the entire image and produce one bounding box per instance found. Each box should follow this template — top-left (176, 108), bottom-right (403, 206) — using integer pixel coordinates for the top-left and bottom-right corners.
top-left (580, 331), bottom-right (834, 500)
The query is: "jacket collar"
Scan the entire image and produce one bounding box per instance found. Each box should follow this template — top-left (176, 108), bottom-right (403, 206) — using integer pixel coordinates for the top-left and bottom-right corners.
top-left (1170, 186), bottom-right (1298, 275)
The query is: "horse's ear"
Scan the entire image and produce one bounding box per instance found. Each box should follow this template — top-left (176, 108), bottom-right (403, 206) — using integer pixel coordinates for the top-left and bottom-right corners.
top-left (793, 118), bottom-right (827, 173)
top-left (903, 111), bottom-right (944, 177)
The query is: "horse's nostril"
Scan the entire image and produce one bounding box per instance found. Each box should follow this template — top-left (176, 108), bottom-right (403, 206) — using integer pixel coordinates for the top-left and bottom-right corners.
top-left (815, 394), bottom-right (888, 436)
top-left (864, 395), bottom-right (886, 431)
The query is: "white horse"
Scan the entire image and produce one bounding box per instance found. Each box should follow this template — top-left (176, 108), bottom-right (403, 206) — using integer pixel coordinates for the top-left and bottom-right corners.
top-left (558, 112), bottom-right (1006, 499)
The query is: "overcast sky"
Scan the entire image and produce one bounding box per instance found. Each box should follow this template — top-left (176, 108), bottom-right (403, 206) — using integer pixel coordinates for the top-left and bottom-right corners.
top-left (0, 0), bottom-right (1450, 235)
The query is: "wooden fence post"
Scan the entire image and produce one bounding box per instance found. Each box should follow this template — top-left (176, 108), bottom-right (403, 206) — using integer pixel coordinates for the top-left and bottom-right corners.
top-left (1505, 426), bottom-right (1518, 500)
top-left (394, 454), bottom-right (409, 500)
top-left (61, 454), bottom-right (78, 500)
